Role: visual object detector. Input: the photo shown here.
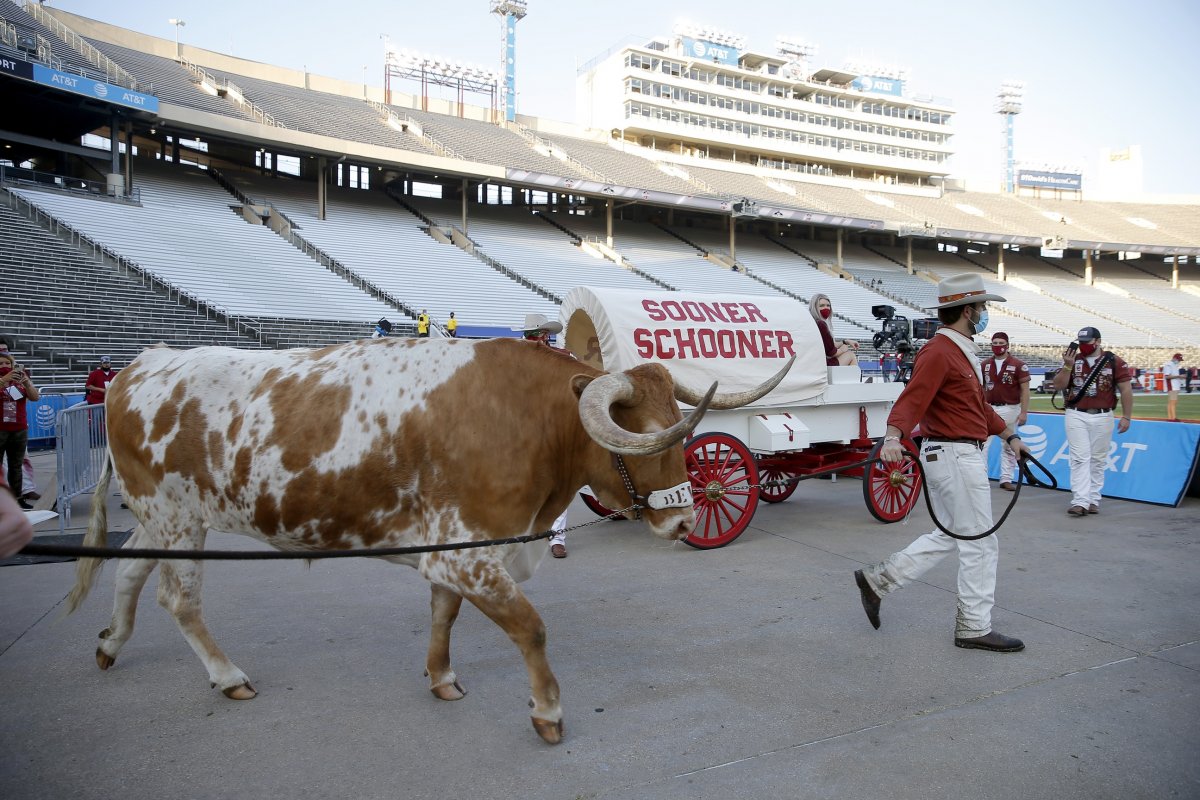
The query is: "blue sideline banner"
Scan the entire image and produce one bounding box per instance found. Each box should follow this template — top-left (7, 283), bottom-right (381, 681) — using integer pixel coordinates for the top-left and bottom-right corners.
top-left (987, 412), bottom-right (1200, 507)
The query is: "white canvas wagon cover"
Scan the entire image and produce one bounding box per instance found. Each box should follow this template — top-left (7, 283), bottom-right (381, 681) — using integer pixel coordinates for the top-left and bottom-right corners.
top-left (560, 287), bottom-right (829, 408)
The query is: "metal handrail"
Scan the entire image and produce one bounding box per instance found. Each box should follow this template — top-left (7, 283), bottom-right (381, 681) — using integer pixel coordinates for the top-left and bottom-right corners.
top-left (24, 0), bottom-right (138, 89)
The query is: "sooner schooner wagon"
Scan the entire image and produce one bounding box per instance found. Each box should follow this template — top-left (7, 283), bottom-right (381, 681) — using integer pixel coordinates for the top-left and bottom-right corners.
top-left (560, 287), bottom-right (923, 548)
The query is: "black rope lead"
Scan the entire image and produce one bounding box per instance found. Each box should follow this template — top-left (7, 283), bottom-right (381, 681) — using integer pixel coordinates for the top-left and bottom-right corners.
top-left (16, 505), bottom-right (640, 561)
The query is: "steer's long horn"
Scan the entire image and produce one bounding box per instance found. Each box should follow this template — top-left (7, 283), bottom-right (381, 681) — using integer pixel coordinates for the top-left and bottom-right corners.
top-left (673, 355), bottom-right (796, 410)
top-left (579, 373), bottom-right (717, 456)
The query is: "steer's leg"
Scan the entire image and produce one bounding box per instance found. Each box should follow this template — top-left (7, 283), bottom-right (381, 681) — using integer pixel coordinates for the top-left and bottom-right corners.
top-left (156, 528), bottom-right (255, 699)
top-left (426, 553), bottom-right (562, 744)
top-left (95, 524), bottom-right (158, 670)
top-left (425, 583), bottom-right (466, 700)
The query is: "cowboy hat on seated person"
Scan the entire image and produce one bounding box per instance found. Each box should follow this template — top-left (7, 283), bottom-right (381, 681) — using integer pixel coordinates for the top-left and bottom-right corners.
top-left (512, 313), bottom-right (563, 334)
top-left (927, 273), bottom-right (1007, 310)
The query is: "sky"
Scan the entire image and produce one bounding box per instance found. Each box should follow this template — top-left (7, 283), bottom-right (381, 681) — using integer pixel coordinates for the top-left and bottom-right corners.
top-left (44, 0), bottom-right (1200, 196)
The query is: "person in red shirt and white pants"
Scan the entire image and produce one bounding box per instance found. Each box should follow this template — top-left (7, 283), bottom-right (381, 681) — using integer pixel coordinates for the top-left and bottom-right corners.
top-left (1051, 327), bottom-right (1134, 517)
top-left (983, 332), bottom-right (1030, 490)
top-left (855, 274), bottom-right (1029, 653)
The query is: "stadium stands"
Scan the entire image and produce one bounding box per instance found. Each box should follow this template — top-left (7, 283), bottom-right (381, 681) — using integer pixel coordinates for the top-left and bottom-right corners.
top-left (10, 158), bottom-right (397, 323)
top-left (227, 172), bottom-right (557, 327)
top-left (85, 39), bottom-right (258, 121)
top-left (0, 196), bottom-right (266, 388)
top-left (400, 108), bottom-right (585, 175)
top-left (415, 203), bottom-right (662, 298)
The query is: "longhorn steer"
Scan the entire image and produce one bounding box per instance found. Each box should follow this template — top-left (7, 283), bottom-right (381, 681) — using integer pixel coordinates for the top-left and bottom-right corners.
top-left (67, 337), bottom-right (785, 743)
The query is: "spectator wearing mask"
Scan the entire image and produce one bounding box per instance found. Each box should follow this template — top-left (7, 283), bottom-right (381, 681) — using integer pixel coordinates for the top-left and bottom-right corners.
top-left (982, 333), bottom-right (1030, 490)
top-left (1051, 327), bottom-right (1134, 517)
top-left (0, 351), bottom-right (40, 509)
top-left (808, 294), bottom-right (858, 366)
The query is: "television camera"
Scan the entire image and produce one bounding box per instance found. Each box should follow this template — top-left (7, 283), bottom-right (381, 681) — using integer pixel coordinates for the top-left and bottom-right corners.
top-left (870, 305), bottom-right (939, 383)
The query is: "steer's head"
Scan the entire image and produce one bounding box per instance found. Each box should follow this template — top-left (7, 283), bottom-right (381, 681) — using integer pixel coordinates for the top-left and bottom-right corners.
top-left (574, 357), bottom-right (794, 541)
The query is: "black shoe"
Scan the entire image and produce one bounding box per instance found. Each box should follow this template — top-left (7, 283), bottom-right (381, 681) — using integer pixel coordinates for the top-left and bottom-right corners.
top-left (854, 570), bottom-right (881, 630)
top-left (954, 631), bottom-right (1025, 652)
top-left (17, 498), bottom-right (34, 510)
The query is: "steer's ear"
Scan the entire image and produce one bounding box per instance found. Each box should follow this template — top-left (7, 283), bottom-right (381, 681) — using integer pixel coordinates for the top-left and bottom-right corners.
top-left (571, 374), bottom-right (595, 400)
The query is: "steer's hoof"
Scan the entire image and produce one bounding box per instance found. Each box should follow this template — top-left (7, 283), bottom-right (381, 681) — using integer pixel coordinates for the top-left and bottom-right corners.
top-left (95, 648), bottom-right (115, 670)
top-left (532, 716), bottom-right (564, 744)
top-left (222, 682), bottom-right (257, 700)
top-left (430, 681), bottom-right (466, 701)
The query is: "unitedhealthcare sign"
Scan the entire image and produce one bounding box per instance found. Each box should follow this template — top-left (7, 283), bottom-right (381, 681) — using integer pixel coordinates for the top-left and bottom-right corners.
top-left (1017, 169), bottom-right (1082, 191)
top-left (987, 413), bottom-right (1200, 506)
top-left (31, 64), bottom-right (159, 113)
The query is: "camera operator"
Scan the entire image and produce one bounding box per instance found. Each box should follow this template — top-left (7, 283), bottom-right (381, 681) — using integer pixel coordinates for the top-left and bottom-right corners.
top-left (1050, 327), bottom-right (1133, 517)
top-left (808, 294), bottom-right (858, 365)
top-left (855, 274), bottom-right (1029, 653)
top-left (983, 332), bottom-right (1030, 491)
top-left (0, 351), bottom-right (40, 509)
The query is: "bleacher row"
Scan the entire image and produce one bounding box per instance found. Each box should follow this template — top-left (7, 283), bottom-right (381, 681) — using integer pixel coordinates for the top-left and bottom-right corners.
top-left (3, 155), bottom-right (1198, 393)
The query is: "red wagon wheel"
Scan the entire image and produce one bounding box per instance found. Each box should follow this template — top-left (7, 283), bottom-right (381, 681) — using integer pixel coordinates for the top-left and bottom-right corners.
top-left (756, 459), bottom-right (798, 504)
top-left (863, 437), bottom-right (922, 523)
top-left (578, 490), bottom-right (627, 521)
top-left (684, 432), bottom-right (759, 549)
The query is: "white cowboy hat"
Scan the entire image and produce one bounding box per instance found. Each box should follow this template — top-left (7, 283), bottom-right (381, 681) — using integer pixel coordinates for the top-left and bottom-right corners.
top-left (927, 273), bottom-right (1007, 310)
top-left (511, 313), bottom-right (563, 334)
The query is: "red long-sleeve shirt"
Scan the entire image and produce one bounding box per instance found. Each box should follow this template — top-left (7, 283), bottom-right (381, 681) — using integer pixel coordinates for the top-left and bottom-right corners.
top-left (887, 331), bottom-right (1006, 441)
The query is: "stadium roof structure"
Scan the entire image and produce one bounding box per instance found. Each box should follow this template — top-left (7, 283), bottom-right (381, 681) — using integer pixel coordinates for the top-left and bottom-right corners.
top-left (808, 67), bottom-right (859, 86)
top-left (0, 2), bottom-right (1197, 260)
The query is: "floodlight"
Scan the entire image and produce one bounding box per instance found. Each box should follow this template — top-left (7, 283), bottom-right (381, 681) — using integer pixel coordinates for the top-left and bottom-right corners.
top-left (775, 37), bottom-right (818, 61)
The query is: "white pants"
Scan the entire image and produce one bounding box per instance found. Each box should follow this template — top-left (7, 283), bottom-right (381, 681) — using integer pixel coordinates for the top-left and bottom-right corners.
top-left (1064, 409), bottom-right (1114, 508)
top-left (986, 404), bottom-right (1022, 483)
top-left (864, 441), bottom-right (998, 637)
top-left (549, 511), bottom-right (568, 547)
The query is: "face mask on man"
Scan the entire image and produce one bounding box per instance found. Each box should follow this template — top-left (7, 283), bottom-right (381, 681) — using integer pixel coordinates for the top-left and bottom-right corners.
top-left (991, 344), bottom-right (1007, 357)
top-left (968, 306), bottom-right (989, 335)
top-left (1078, 342), bottom-right (1097, 357)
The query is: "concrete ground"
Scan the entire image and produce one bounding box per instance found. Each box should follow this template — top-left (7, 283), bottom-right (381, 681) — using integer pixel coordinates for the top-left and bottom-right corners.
top-left (2, 450), bottom-right (1197, 800)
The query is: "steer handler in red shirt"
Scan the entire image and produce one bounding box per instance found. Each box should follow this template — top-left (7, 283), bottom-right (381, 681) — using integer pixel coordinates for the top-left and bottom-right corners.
top-left (855, 274), bottom-right (1030, 653)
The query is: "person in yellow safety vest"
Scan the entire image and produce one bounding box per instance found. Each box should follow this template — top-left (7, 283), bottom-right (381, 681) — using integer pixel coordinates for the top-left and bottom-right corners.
top-left (446, 312), bottom-right (458, 338)
top-left (417, 310), bottom-right (430, 338)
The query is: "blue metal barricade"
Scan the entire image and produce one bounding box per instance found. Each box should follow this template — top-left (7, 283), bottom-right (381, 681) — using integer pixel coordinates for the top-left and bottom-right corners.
top-left (55, 403), bottom-right (108, 533)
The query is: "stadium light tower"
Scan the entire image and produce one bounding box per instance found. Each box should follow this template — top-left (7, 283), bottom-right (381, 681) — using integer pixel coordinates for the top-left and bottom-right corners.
top-left (168, 18), bottom-right (185, 59)
top-left (490, 0), bottom-right (527, 123)
top-left (997, 80), bottom-right (1024, 193)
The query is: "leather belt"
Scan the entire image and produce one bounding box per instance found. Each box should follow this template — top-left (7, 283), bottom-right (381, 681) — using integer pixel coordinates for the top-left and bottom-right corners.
top-left (1068, 407), bottom-right (1113, 415)
top-left (924, 437), bottom-right (986, 449)
top-left (989, 402), bottom-right (1017, 406)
